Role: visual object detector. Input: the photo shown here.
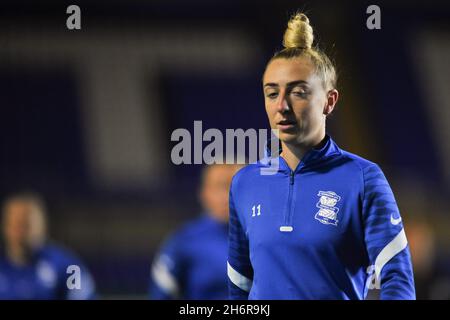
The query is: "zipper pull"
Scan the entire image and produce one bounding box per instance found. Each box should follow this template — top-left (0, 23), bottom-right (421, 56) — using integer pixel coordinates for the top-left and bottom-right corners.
top-left (290, 171), bottom-right (294, 185)
top-left (280, 226), bottom-right (293, 232)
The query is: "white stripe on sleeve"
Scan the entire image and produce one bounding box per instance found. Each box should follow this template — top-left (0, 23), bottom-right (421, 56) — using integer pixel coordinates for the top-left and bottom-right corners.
top-left (152, 255), bottom-right (180, 297)
top-left (373, 228), bottom-right (408, 288)
top-left (227, 261), bottom-right (252, 292)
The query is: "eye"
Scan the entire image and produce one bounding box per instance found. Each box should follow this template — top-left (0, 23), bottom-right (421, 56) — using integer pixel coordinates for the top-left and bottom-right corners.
top-left (291, 90), bottom-right (308, 99)
top-left (293, 91), bottom-right (307, 97)
top-left (265, 92), bottom-right (279, 99)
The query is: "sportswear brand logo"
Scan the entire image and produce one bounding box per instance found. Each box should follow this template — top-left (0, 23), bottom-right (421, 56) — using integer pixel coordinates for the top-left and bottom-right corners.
top-left (314, 191), bottom-right (341, 226)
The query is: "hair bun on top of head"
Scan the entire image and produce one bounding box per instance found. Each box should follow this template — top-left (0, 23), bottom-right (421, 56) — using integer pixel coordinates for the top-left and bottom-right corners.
top-left (282, 13), bottom-right (314, 50)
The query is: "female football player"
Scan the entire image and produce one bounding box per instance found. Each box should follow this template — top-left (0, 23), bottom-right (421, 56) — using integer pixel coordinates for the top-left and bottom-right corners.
top-left (227, 13), bottom-right (415, 300)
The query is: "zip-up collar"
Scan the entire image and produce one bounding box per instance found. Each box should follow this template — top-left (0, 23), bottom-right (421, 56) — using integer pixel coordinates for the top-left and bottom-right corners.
top-left (261, 134), bottom-right (342, 174)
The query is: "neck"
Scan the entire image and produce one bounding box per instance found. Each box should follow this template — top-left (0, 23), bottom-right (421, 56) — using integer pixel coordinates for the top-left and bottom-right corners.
top-left (209, 213), bottom-right (228, 225)
top-left (6, 244), bottom-right (30, 266)
top-left (280, 133), bottom-right (327, 171)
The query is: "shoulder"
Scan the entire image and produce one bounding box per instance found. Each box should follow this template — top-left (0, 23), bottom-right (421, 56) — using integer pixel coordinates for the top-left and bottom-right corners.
top-left (39, 243), bottom-right (82, 265)
top-left (339, 149), bottom-right (378, 171)
top-left (337, 149), bottom-right (392, 199)
top-left (230, 163), bottom-right (263, 191)
top-left (163, 216), bottom-right (212, 246)
top-left (179, 216), bottom-right (216, 236)
top-left (35, 243), bottom-right (90, 278)
top-left (337, 149), bottom-right (387, 181)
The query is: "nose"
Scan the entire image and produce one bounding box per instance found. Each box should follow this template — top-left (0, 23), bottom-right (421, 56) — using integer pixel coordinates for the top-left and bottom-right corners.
top-left (276, 91), bottom-right (290, 113)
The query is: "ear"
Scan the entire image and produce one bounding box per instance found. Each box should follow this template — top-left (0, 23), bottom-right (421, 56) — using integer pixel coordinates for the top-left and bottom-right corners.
top-left (323, 89), bottom-right (339, 116)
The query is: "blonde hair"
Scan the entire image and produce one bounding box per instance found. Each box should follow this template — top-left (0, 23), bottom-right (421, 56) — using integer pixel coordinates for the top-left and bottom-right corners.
top-left (269, 12), bottom-right (337, 90)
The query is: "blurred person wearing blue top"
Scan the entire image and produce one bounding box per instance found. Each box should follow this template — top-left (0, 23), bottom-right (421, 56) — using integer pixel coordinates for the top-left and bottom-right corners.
top-left (0, 193), bottom-right (96, 300)
top-left (150, 164), bottom-right (241, 300)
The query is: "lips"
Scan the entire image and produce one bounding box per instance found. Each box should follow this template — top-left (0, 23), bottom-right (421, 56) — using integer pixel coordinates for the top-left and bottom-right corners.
top-left (278, 119), bottom-right (296, 125)
top-left (276, 119), bottom-right (297, 131)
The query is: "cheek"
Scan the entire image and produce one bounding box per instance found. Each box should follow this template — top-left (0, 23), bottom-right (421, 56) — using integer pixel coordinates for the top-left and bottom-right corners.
top-left (311, 93), bottom-right (327, 112)
top-left (293, 102), bottom-right (313, 121)
top-left (300, 97), bottom-right (325, 120)
top-left (265, 103), bottom-right (277, 123)
top-left (292, 104), bottom-right (322, 131)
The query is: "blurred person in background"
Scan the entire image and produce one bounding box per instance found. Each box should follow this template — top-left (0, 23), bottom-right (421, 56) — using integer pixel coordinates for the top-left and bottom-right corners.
top-left (406, 216), bottom-right (450, 299)
top-left (149, 164), bottom-right (242, 299)
top-left (0, 193), bottom-right (96, 299)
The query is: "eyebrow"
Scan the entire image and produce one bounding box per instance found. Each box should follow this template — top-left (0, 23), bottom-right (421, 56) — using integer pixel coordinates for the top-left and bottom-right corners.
top-left (263, 80), bottom-right (308, 88)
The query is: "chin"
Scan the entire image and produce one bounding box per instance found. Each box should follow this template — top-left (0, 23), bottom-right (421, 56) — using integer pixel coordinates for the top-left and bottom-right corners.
top-left (278, 132), bottom-right (302, 144)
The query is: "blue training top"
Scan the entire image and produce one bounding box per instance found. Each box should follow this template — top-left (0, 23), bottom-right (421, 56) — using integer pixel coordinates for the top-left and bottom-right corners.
top-left (228, 135), bottom-right (415, 300)
top-left (0, 243), bottom-right (96, 300)
top-left (150, 214), bottom-right (229, 300)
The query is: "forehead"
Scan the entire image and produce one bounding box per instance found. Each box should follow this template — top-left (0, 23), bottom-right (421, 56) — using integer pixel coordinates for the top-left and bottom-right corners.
top-left (204, 165), bottom-right (237, 183)
top-left (4, 200), bottom-right (39, 219)
top-left (263, 57), bottom-right (318, 86)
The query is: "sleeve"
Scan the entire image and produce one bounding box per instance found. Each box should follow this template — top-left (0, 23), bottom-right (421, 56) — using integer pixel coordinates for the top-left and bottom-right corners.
top-left (149, 234), bottom-right (184, 300)
top-left (362, 164), bottom-right (416, 300)
top-left (227, 178), bottom-right (254, 300)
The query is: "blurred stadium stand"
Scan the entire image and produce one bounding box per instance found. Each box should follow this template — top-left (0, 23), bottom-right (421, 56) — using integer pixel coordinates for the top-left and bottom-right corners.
top-left (0, 0), bottom-right (449, 298)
